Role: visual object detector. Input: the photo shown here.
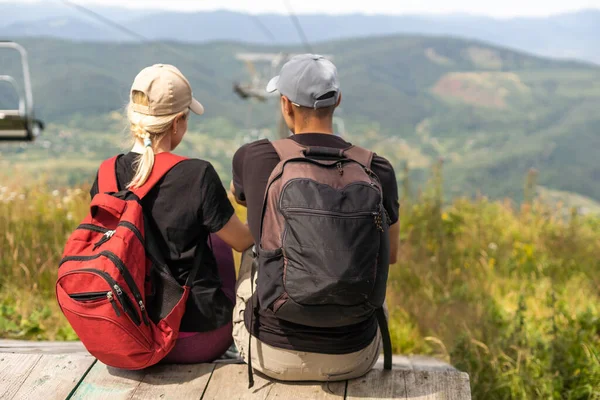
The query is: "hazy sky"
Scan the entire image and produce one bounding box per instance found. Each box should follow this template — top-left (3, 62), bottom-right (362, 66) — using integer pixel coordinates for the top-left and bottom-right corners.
top-left (6, 0), bottom-right (600, 17)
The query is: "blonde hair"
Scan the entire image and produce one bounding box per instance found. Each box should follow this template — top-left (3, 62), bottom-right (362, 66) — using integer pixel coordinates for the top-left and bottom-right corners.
top-left (127, 91), bottom-right (186, 189)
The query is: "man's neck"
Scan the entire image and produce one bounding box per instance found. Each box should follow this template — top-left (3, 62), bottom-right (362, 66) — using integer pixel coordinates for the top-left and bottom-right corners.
top-left (293, 121), bottom-right (334, 135)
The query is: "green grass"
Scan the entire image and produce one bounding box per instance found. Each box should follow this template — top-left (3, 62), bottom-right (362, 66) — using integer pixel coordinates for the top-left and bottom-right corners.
top-left (0, 175), bottom-right (88, 340)
top-left (0, 167), bottom-right (598, 398)
top-left (387, 166), bottom-right (600, 398)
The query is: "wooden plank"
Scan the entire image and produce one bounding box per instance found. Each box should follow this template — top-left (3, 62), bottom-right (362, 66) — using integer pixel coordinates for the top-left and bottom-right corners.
top-left (130, 363), bottom-right (215, 400)
top-left (374, 355), bottom-right (416, 371)
top-left (265, 380), bottom-right (345, 399)
top-left (0, 353), bottom-right (42, 399)
top-left (404, 370), bottom-right (471, 400)
top-left (443, 372), bottom-right (471, 400)
top-left (202, 364), bottom-right (344, 400)
top-left (410, 357), bottom-right (457, 372)
top-left (11, 354), bottom-right (96, 400)
top-left (347, 356), bottom-right (470, 400)
top-left (346, 369), bottom-right (407, 400)
top-left (0, 340), bottom-right (87, 354)
top-left (70, 361), bottom-right (145, 400)
top-left (202, 364), bottom-right (273, 400)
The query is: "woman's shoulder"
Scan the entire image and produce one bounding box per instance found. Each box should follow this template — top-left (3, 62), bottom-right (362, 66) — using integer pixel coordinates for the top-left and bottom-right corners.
top-left (163, 157), bottom-right (220, 186)
top-left (170, 157), bottom-right (214, 172)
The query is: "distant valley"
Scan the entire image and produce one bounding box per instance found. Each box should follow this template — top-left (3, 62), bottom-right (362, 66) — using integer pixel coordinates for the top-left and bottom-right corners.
top-left (1, 34), bottom-right (600, 210)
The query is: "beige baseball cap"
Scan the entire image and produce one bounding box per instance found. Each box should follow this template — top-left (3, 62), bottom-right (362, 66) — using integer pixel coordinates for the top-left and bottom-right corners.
top-left (130, 64), bottom-right (204, 116)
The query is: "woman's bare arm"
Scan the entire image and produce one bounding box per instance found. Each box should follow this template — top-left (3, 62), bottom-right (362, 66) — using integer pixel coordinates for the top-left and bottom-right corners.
top-left (215, 214), bottom-right (253, 252)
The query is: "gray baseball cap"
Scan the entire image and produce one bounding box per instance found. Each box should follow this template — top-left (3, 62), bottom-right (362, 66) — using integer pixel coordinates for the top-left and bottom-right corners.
top-left (266, 54), bottom-right (340, 109)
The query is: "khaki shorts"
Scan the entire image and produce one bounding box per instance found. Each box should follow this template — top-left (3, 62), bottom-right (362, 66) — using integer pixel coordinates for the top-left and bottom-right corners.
top-left (232, 248), bottom-right (382, 382)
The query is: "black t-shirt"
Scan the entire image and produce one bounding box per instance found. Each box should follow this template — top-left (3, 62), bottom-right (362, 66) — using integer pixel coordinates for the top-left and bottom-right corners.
top-left (232, 134), bottom-right (399, 354)
top-left (91, 152), bottom-right (235, 332)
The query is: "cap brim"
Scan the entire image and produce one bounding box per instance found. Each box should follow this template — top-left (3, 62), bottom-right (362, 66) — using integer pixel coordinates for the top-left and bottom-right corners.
top-left (189, 98), bottom-right (204, 115)
top-left (266, 76), bottom-right (279, 93)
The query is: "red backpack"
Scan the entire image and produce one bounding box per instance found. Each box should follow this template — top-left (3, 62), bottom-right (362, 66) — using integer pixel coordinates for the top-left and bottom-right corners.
top-left (56, 153), bottom-right (197, 369)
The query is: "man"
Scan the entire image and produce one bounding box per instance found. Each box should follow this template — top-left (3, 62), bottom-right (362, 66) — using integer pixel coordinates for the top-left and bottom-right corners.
top-left (231, 54), bottom-right (400, 383)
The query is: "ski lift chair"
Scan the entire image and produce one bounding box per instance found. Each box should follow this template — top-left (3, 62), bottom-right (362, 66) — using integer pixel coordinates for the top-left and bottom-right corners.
top-left (0, 42), bottom-right (44, 141)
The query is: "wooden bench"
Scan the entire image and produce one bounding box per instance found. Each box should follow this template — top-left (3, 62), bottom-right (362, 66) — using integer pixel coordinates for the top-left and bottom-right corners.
top-left (0, 340), bottom-right (471, 399)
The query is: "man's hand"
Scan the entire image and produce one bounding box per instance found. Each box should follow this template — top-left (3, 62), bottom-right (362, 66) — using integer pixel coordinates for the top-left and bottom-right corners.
top-left (230, 180), bottom-right (247, 207)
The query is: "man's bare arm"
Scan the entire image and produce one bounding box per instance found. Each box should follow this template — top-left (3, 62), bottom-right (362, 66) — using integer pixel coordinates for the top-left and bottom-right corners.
top-left (389, 222), bottom-right (399, 264)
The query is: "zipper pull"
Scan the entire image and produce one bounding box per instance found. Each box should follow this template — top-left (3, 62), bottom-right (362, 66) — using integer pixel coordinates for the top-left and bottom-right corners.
top-left (139, 301), bottom-right (150, 326)
top-left (93, 230), bottom-right (116, 250)
top-left (373, 212), bottom-right (384, 232)
top-left (337, 161), bottom-right (344, 176)
top-left (107, 292), bottom-right (121, 317)
top-left (113, 284), bottom-right (123, 296)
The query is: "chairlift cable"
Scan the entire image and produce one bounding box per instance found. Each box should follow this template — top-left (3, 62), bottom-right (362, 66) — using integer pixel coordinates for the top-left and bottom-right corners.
top-left (60, 0), bottom-right (148, 42)
top-left (249, 15), bottom-right (278, 43)
top-left (59, 0), bottom-right (213, 75)
top-left (283, 0), bottom-right (313, 53)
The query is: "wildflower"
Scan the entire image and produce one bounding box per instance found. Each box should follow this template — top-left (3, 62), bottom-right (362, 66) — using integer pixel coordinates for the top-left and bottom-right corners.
top-left (52, 190), bottom-right (59, 197)
top-left (488, 242), bottom-right (498, 251)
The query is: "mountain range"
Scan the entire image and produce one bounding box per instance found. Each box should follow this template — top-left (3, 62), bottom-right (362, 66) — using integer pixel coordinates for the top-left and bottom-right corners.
top-left (1, 3), bottom-right (600, 64)
top-left (1, 35), bottom-right (599, 208)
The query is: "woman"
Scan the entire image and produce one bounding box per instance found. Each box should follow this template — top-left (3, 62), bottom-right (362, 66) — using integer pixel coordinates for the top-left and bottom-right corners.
top-left (90, 64), bottom-right (253, 363)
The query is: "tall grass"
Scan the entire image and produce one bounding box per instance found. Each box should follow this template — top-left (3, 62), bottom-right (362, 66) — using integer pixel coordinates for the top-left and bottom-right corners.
top-left (0, 168), bottom-right (598, 398)
top-left (387, 164), bottom-right (600, 398)
top-left (0, 173), bottom-right (89, 340)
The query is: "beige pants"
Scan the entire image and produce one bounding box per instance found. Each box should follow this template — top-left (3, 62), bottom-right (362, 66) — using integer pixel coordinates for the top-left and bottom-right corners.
top-left (232, 248), bottom-right (381, 382)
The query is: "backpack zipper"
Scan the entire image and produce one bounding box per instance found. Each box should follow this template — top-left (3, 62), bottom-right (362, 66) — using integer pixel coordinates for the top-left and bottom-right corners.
top-left (118, 221), bottom-right (161, 268)
top-left (283, 208), bottom-right (385, 231)
top-left (76, 222), bottom-right (161, 272)
top-left (62, 268), bottom-right (137, 323)
top-left (259, 158), bottom-right (364, 241)
top-left (76, 224), bottom-right (109, 234)
top-left (59, 252), bottom-right (148, 325)
top-left (69, 291), bottom-right (109, 301)
top-left (82, 268), bottom-right (136, 324)
top-left (102, 250), bottom-right (150, 326)
top-left (69, 288), bottom-right (122, 317)
top-left (283, 208), bottom-right (378, 219)
top-left (93, 230), bottom-right (116, 250)
top-left (106, 291), bottom-right (121, 317)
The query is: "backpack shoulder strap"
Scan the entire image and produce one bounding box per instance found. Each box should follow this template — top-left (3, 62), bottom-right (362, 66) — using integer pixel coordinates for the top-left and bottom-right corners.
top-left (98, 156), bottom-right (120, 193)
top-left (343, 145), bottom-right (374, 167)
top-left (271, 138), bottom-right (306, 162)
top-left (132, 153), bottom-right (188, 199)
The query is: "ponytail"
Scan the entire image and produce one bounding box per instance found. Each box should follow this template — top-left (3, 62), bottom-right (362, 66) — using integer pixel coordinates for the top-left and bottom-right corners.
top-left (126, 91), bottom-right (183, 189)
top-left (128, 134), bottom-right (156, 189)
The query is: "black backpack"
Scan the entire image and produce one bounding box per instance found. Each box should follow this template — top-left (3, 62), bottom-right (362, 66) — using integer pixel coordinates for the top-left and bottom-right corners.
top-left (247, 139), bottom-right (392, 387)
